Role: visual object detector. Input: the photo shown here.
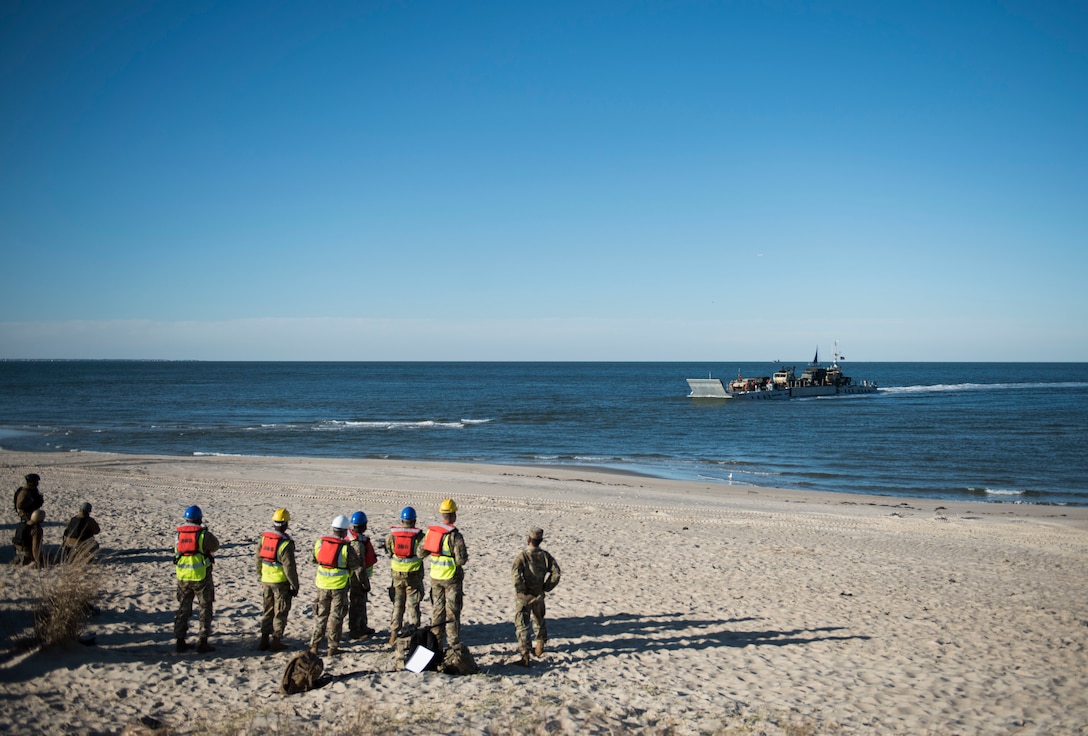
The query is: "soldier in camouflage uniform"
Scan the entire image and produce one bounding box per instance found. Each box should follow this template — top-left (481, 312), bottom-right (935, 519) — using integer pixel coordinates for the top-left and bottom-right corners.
top-left (255, 508), bottom-right (299, 652)
top-left (346, 511), bottom-right (378, 639)
top-left (425, 498), bottom-right (469, 647)
top-left (309, 515), bottom-right (363, 657)
top-left (512, 527), bottom-right (561, 667)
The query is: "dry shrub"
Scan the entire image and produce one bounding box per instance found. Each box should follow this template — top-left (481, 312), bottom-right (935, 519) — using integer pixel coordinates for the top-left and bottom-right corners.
top-left (33, 544), bottom-right (103, 646)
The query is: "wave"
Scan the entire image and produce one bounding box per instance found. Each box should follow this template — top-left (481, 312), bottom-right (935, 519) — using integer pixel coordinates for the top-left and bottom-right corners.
top-left (304, 419), bottom-right (494, 431)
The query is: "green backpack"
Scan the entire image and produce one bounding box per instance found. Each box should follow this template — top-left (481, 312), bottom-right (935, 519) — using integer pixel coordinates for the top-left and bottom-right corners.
top-left (280, 650), bottom-right (325, 695)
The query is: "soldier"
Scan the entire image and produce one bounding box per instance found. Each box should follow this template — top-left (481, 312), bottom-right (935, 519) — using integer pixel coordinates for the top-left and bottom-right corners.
top-left (424, 498), bottom-right (468, 648)
top-left (62, 501), bottom-right (101, 561)
top-left (512, 527), bottom-right (561, 667)
top-left (309, 515), bottom-right (362, 657)
top-left (256, 508), bottom-right (299, 652)
top-left (384, 506), bottom-right (425, 646)
top-left (174, 505), bottom-right (220, 653)
top-left (12, 509), bottom-right (45, 567)
top-left (14, 473), bottom-right (44, 523)
top-left (346, 511), bottom-right (379, 640)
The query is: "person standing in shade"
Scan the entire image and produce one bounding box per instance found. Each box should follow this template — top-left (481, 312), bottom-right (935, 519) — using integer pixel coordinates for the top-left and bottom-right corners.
top-left (62, 502), bottom-right (101, 561)
top-left (174, 505), bottom-right (220, 653)
top-left (512, 527), bottom-right (561, 667)
top-left (14, 473), bottom-right (44, 523)
top-left (309, 515), bottom-right (362, 657)
top-left (346, 510), bottom-right (378, 640)
top-left (12, 509), bottom-right (45, 567)
top-left (384, 506), bottom-right (425, 646)
top-left (424, 498), bottom-right (468, 648)
top-left (256, 508), bottom-right (299, 652)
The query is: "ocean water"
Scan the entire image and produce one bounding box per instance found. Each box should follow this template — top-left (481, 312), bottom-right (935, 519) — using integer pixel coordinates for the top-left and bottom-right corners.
top-left (1, 361), bottom-right (1086, 506)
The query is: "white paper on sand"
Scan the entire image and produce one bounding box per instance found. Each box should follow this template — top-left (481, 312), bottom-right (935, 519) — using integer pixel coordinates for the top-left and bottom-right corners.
top-left (405, 646), bottom-right (436, 673)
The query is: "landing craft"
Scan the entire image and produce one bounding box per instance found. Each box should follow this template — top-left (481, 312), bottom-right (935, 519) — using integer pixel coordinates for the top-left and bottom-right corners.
top-left (687, 343), bottom-right (878, 400)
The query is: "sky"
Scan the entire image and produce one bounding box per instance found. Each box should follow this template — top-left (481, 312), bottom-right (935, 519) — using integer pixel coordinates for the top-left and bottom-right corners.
top-left (1, 0), bottom-right (1086, 361)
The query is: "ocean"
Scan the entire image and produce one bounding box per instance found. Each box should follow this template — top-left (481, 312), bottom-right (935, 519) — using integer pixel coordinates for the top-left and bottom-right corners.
top-left (1, 361), bottom-right (1086, 506)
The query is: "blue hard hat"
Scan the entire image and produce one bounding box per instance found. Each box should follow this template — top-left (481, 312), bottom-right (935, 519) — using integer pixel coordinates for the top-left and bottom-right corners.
top-left (350, 510), bottom-right (367, 526)
top-left (400, 506), bottom-right (416, 521)
top-left (184, 505), bottom-right (203, 522)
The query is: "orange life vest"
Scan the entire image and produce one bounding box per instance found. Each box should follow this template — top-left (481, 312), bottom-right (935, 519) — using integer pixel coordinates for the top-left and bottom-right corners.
top-left (424, 523), bottom-right (455, 556)
top-left (316, 536), bottom-right (348, 569)
top-left (259, 530), bottom-right (286, 563)
top-left (176, 524), bottom-right (203, 555)
top-left (390, 527), bottom-right (422, 559)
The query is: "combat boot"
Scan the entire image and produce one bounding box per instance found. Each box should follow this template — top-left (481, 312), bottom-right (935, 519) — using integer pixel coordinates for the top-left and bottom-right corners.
top-left (388, 631), bottom-right (397, 647)
top-left (515, 652), bottom-right (531, 667)
top-left (328, 646), bottom-right (340, 657)
top-left (176, 638), bottom-right (190, 653)
top-left (534, 641), bottom-right (545, 657)
top-left (270, 635), bottom-right (288, 652)
top-left (258, 634), bottom-right (270, 651)
top-left (196, 638), bottom-right (215, 653)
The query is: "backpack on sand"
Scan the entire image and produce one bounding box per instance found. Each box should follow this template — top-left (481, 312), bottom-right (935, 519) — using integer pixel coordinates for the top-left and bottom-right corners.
top-left (441, 643), bottom-right (480, 676)
top-left (280, 650), bottom-right (325, 695)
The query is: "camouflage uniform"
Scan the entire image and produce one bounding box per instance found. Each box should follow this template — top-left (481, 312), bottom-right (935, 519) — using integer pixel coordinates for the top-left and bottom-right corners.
top-left (13, 474), bottom-right (43, 523)
top-left (428, 522), bottom-right (468, 647)
top-left (255, 531), bottom-right (299, 641)
top-left (174, 528), bottom-right (220, 644)
top-left (384, 527), bottom-right (425, 637)
top-left (512, 529), bottom-right (561, 661)
top-left (62, 506), bottom-right (101, 561)
top-left (13, 513), bottom-right (44, 567)
top-left (347, 529), bottom-right (378, 637)
top-left (309, 538), bottom-right (362, 654)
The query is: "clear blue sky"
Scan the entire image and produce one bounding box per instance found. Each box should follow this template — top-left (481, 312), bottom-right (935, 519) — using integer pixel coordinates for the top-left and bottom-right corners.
top-left (2, 1), bottom-right (1085, 361)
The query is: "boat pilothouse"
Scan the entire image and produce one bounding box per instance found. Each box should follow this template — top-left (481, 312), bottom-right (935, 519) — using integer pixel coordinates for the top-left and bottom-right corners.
top-left (686, 343), bottom-right (878, 399)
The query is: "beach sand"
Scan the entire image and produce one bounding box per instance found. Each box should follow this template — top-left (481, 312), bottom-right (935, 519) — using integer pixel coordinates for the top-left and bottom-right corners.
top-left (1, 450), bottom-right (1086, 735)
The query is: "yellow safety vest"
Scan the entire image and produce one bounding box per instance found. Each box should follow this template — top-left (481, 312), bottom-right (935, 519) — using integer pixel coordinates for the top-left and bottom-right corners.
top-left (175, 525), bottom-right (209, 582)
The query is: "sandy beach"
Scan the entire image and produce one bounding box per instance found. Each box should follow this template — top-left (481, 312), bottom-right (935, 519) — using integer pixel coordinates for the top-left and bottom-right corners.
top-left (1, 450), bottom-right (1086, 735)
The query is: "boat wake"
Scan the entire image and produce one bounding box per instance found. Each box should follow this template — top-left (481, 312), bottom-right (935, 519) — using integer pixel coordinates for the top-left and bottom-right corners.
top-left (882, 381), bottom-right (1088, 395)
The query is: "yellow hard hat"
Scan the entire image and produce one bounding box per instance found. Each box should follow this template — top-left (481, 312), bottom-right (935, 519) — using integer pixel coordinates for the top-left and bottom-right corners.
top-left (439, 498), bottom-right (457, 514)
top-left (272, 508), bottom-right (291, 523)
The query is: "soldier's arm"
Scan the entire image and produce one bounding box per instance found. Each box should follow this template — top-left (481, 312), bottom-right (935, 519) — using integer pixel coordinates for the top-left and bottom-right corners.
top-left (549, 552), bottom-right (561, 579)
top-left (255, 542), bottom-right (264, 577)
top-left (454, 532), bottom-right (468, 567)
top-left (282, 542), bottom-right (300, 589)
top-left (203, 530), bottom-right (221, 555)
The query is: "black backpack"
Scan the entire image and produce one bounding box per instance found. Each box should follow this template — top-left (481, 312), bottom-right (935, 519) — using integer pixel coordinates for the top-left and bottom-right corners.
top-left (12, 522), bottom-right (30, 548)
top-left (405, 628), bottom-right (443, 671)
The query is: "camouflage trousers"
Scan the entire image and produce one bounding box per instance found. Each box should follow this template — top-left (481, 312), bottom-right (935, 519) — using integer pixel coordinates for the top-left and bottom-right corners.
top-left (514, 591), bottom-right (546, 657)
top-left (175, 577), bottom-right (214, 641)
top-left (389, 569), bottom-right (424, 635)
top-left (260, 582), bottom-right (294, 638)
top-left (348, 574), bottom-right (371, 635)
top-left (429, 576), bottom-right (463, 646)
top-left (309, 587), bottom-right (348, 652)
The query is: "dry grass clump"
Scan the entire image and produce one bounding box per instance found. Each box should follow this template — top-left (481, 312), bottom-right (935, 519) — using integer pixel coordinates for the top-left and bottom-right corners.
top-left (33, 544), bottom-right (103, 647)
